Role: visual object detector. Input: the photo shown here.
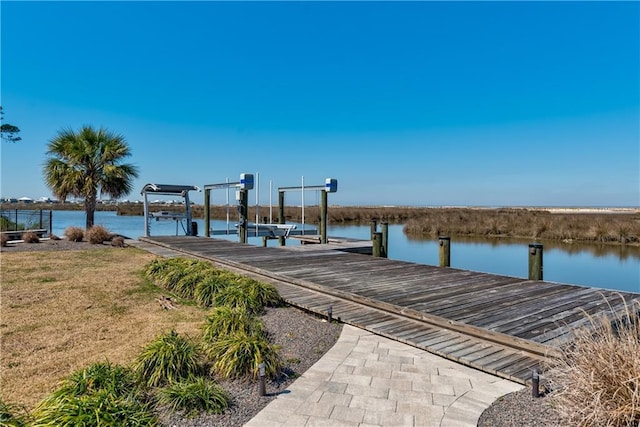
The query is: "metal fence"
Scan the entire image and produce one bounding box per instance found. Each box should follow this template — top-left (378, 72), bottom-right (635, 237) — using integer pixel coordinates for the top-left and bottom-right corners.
top-left (0, 209), bottom-right (53, 235)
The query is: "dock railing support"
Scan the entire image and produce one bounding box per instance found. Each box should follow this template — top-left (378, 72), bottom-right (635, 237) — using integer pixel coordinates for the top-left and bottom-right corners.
top-left (439, 236), bottom-right (451, 267)
top-left (239, 189), bottom-right (248, 244)
top-left (278, 191), bottom-right (286, 246)
top-left (528, 243), bottom-right (543, 280)
top-left (370, 219), bottom-right (377, 240)
top-left (372, 232), bottom-right (383, 257)
top-left (320, 190), bottom-right (328, 244)
top-left (381, 222), bottom-right (388, 258)
top-left (204, 189), bottom-right (211, 237)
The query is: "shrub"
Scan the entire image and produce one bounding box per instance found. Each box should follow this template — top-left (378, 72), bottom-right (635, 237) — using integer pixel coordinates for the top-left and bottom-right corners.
top-left (202, 306), bottom-right (264, 343)
top-left (64, 226), bottom-right (84, 242)
top-left (22, 231), bottom-right (39, 243)
top-left (133, 330), bottom-right (201, 388)
top-left (205, 332), bottom-right (282, 380)
top-left (0, 233), bottom-right (7, 247)
top-left (158, 377), bottom-right (229, 417)
top-left (111, 236), bottom-right (126, 247)
top-left (547, 299), bottom-right (640, 426)
top-left (86, 225), bottom-right (111, 244)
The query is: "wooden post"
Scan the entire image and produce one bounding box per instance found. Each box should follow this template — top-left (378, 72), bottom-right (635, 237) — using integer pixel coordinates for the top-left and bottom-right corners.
top-left (204, 189), bottom-right (211, 237)
top-left (320, 190), bottom-right (328, 244)
top-left (370, 219), bottom-right (377, 240)
top-left (278, 190), bottom-right (286, 246)
top-left (528, 243), bottom-right (543, 280)
top-left (381, 222), bottom-right (389, 258)
top-left (372, 232), bottom-right (382, 257)
top-left (239, 189), bottom-right (248, 244)
top-left (262, 236), bottom-right (268, 247)
top-left (439, 236), bottom-right (451, 267)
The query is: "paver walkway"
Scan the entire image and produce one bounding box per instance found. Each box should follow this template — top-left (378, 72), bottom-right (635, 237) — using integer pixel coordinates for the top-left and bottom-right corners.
top-left (245, 325), bottom-right (523, 427)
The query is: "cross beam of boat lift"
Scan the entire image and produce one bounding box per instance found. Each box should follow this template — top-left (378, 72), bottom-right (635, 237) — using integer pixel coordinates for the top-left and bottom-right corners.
top-left (140, 183), bottom-right (201, 237)
top-left (278, 178), bottom-right (338, 245)
top-left (203, 173), bottom-right (255, 242)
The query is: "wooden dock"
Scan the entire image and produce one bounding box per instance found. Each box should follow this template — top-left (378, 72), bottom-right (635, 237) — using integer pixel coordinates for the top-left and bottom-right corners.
top-left (137, 236), bottom-right (639, 385)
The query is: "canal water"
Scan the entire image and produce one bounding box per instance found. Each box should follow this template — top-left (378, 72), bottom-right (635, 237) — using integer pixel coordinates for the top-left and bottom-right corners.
top-left (50, 210), bottom-right (640, 294)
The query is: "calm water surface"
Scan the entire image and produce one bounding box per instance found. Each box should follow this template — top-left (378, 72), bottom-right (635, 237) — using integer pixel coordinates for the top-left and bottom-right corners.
top-left (51, 210), bottom-right (640, 294)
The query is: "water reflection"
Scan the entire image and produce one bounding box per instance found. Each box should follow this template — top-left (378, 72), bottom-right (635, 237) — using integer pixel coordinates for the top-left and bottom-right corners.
top-left (406, 234), bottom-right (640, 260)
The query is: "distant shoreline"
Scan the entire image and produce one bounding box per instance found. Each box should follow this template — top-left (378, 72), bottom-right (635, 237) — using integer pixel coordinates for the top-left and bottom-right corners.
top-left (1, 202), bottom-right (638, 215)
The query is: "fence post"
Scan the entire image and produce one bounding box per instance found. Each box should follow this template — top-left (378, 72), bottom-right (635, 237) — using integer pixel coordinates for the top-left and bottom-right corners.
top-left (528, 243), bottom-right (543, 280)
top-left (372, 232), bottom-right (382, 257)
top-left (439, 236), bottom-right (451, 267)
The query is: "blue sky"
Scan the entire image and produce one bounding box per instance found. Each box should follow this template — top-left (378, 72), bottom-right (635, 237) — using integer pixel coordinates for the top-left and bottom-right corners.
top-left (1, 1), bottom-right (638, 207)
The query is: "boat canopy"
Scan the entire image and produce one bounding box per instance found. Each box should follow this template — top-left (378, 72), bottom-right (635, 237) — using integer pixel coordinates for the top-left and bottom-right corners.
top-left (140, 184), bottom-right (200, 196)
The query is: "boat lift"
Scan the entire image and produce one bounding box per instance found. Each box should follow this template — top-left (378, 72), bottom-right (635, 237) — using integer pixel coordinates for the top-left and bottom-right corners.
top-left (277, 178), bottom-right (338, 245)
top-left (140, 184), bottom-right (200, 237)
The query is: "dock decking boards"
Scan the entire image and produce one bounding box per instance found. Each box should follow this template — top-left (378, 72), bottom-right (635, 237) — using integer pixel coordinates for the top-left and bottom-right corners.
top-left (138, 236), bottom-right (639, 385)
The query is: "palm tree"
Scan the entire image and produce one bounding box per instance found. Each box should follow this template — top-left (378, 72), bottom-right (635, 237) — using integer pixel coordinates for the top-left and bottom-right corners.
top-left (43, 126), bottom-right (139, 229)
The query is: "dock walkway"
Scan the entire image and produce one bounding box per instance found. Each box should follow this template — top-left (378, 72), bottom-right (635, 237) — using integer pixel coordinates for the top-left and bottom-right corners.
top-left (136, 236), bottom-right (639, 385)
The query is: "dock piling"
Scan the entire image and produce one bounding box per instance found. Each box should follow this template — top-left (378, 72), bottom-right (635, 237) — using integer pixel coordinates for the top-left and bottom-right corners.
top-left (439, 236), bottom-right (451, 267)
top-left (372, 232), bottom-right (383, 257)
top-left (528, 244), bottom-right (543, 280)
top-left (381, 222), bottom-right (389, 258)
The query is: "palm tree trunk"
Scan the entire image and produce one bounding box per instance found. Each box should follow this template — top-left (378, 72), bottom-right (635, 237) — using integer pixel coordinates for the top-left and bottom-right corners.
top-left (85, 194), bottom-right (97, 229)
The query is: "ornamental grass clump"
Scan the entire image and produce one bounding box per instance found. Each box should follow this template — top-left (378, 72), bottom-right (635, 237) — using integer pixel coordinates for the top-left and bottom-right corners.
top-left (0, 233), bottom-right (8, 247)
top-left (193, 272), bottom-right (237, 308)
top-left (157, 377), bottom-right (229, 418)
top-left (547, 298), bottom-right (640, 427)
top-left (64, 226), bottom-right (84, 242)
top-left (202, 306), bottom-right (265, 342)
top-left (0, 398), bottom-right (27, 427)
top-left (173, 264), bottom-right (218, 300)
top-left (22, 231), bottom-right (39, 244)
top-left (239, 278), bottom-right (282, 309)
top-left (133, 330), bottom-right (201, 388)
top-left (85, 225), bottom-right (111, 244)
top-left (30, 362), bottom-right (156, 426)
top-left (205, 332), bottom-right (282, 380)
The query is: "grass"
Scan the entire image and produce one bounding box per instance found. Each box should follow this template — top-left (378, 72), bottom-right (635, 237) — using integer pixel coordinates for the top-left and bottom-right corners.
top-left (204, 332), bottom-right (282, 380)
top-left (30, 362), bottom-right (157, 426)
top-left (157, 377), bottom-right (229, 418)
top-left (201, 306), bottom-right (265, 342)
top-left (132, 330), bottom-right (202, 388)
top-left (0, 248), bottom-right (205, 410)
top-left (547, 298), bottom-right (640, 426)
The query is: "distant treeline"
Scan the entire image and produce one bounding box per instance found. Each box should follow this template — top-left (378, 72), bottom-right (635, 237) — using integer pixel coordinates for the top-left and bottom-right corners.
top-left (4, 203), bottom-right (639, 245)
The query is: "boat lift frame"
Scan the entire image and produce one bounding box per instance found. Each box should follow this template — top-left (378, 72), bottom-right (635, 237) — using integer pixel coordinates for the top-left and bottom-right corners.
top-left (203, 174), bottom-right (254, 243)
top-left (278, 178), bottom-right (338, 245)
top-left (140, 184), bottom-right (200, 237)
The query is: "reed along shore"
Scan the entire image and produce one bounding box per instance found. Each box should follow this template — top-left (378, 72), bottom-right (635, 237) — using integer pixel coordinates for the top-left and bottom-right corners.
top-left (4, 203), bottom-right (639, 246)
